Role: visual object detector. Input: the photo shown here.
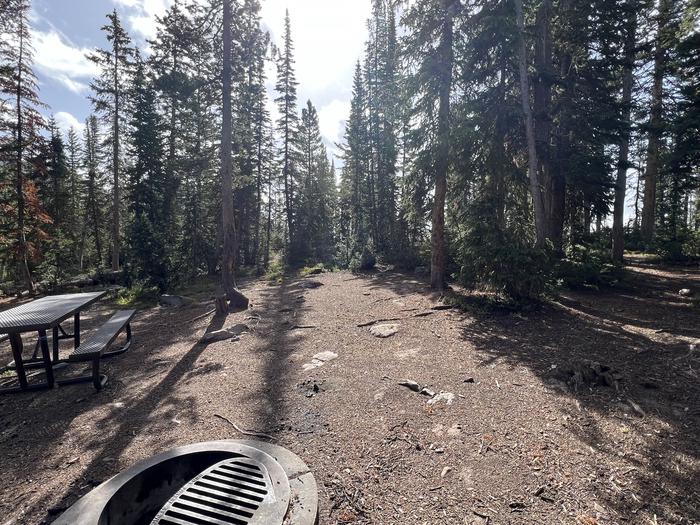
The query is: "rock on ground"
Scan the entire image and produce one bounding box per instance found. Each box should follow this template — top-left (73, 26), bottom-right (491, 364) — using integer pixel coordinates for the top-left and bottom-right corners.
top-left (302, 351), bottom-right (338, 371)
top-left (369, 323), bottom-right (399, 338)
top-left (160, 294), bottom-right (191, 307)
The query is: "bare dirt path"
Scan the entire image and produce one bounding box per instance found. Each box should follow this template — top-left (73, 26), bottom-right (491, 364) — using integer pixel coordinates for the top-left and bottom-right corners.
top-left (0, 262), bottom-right (698, 524)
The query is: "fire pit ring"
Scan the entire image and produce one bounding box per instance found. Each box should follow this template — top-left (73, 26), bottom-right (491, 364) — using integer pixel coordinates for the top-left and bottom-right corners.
top-left (53, 440), bottom-right (318, 525)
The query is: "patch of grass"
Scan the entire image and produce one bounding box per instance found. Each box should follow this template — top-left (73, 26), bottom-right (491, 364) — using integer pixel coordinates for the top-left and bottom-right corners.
top-left (299, 263), bottom-right (325, 277)
top-left (264, 260), bottom-right (285, 283)
top-left (172, 276), bottom-right (217, 302)
top-left (114, 283), bottom-right (160, 308)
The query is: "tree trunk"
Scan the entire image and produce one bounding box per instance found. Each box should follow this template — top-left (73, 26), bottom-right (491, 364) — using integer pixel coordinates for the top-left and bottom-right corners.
top-left (111, 23), bottom-right (121, 272)
top-left (218, 0), bottom-right (248, 314)
top-left (640, 0), bottom-right (670, 246)
top-left (430, 0), bottom-right (454, 291)
top-left (611, 7), bottom-right (637, 264)
top-left (15, 16), bottom-right (33, 293)
top-left (253, 110), bottom-right (263, 272)
top-left (534, 0), bottom-right (562, 250)
top-left (514, 0), bottom-right (547, 247)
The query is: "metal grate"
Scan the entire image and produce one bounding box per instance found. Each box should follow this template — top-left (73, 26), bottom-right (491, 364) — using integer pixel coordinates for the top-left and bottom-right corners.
top-left (151, 455), bottom-right (287, 525)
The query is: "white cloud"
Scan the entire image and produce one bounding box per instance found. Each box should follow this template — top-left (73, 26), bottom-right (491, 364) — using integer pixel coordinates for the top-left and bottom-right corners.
top-left (261, 0), bottom-right (371, 95)
top-left (31, 29), bottom-right (98, 94)
top-left (54, 111), bottom-right (85, 134)
top-left (108, 0), bottom-right (370, 159)
top-left (318, 99), bottom-right (350, 153)
top-left (112, 0), bottom-right (170, 40)
top-left (261, 1), bottom-right (371, 160)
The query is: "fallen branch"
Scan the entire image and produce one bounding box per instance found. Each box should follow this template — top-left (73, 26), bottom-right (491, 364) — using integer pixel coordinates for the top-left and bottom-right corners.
top-left (431, 304), bottom-right (454, 311)
top-left (291, 324), bottom-right (317, 329)
top-left (357, 309), bottom-right (445, 327)
top-left (357, 317), bottom-right (402, 327)
top-left (186, 308), bottom-right (217, 323)
top-left (213, 413), bottom-right (274, 440)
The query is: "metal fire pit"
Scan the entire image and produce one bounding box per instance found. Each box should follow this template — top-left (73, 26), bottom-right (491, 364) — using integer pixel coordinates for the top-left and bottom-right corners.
top-left (53, 440), bottom-right (318, 525)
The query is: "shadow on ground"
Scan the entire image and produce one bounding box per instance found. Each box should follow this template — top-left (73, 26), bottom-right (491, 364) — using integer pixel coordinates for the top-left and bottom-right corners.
top-left (457, 263), bottom-right (699, 523)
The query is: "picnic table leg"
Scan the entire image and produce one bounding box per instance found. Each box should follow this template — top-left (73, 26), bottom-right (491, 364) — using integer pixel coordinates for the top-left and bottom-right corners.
top-left (9, 334), bottom-right (28, 390)
top-left (52, 326), bottom-right (60, 362)
top-left (38, 330), bottom-right (55, 388)
top-left (74, 312), bottom-right (81, 348)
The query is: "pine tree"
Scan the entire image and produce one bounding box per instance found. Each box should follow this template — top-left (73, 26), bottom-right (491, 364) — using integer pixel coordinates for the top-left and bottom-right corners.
top-left (640, 0), bottom-right (674, 245)
top-left (150, 0), bottom-right (192, 259)
top-left (88, 10), bottom-right (134, 271)
top-left (217, 0), bottom-right (248, 312)
top-left (82, 115), bottom-right (107, 269)
top-left (612, 2), bottom-right (639, 263)
top-left (41, 117), bottom-right (71, 282)
top-left (340, 62), bottom-right (370, 249)
top-left (274, 10), bottom-right (301, 262)
top-left (65, 126), bottom-right (82, 264)
top-left (126, 53), bottom-right (170, 290)
top-left (297, 99), bottom-right (335, 262)
top-left (0, 0), bottom-right (47, 291)
top-left (402, 0), bottom-right (457, 290)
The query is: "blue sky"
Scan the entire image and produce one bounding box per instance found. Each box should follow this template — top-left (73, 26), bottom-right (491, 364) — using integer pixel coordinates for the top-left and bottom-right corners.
top-left (30, 0), bottom-right (372, 157)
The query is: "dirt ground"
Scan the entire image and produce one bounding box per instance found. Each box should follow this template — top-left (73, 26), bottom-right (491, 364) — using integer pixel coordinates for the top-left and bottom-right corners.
top-left (0, 259), bottom-right (698, 525)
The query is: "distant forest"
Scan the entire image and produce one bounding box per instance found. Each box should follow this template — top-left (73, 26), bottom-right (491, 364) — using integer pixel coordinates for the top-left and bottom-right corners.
top-left (1, 0), bottom-right (698, 301)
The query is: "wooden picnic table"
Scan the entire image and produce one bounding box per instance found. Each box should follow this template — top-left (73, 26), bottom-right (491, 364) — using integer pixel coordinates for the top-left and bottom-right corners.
top-left (0, 291), bottom-right (107, 393)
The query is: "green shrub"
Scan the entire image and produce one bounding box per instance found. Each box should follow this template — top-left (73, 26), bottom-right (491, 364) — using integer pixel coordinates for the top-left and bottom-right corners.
top-left (299, 263), bottom-right (325, 277)
top-left (264, 259), bottom-right (285, 282)
top-left (349, 240), bottom-right (376, 272)
top-left (458, 225), bottom-right (551, 301)
top-left (555, 244), bottom-right (623, 289)
top-left (115, 282), bottom-right (160, 307)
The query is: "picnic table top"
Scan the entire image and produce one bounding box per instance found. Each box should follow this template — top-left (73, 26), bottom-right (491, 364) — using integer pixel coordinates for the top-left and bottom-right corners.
top-left (0, 291), bottom-right (107, 334)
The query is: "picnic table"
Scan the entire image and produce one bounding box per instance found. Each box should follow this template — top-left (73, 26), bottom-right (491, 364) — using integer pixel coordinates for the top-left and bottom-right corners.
top-left (0, 292), bottom-right (135, 393)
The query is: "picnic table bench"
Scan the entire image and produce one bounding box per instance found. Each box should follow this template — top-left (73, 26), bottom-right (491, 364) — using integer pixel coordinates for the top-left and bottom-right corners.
top-left (0, 292), bottom-right (135, 393)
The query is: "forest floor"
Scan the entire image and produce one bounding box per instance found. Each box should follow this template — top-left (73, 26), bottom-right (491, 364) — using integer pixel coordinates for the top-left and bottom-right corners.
top-left (0, 257), bottom-right (698, 525)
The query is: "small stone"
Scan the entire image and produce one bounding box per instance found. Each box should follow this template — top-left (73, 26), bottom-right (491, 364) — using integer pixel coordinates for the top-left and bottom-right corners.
top-left (369, 323), bottom-right (399, 338)
top-left (427, 392), bottom-right (455, 406)
top-left (464, 377), bottom-right (475, 383)
top-left (440, 466), bottom-right (452, 478)
top-left (299, 280), bottom-right (323, 289)
top-left (420, 387), bottom-right (436, 397)
top-left (446, 423), bottom-right (462, 436)
top-left (414, 266), bottom-right (428, 276)
top-left (679, 288), bottom-right (692, 296)
top-left (159, 294), bottom-right (191, 307)
top-left (224, 323), bottom-right (249, 336)
top-left (398, 380), bottom-right (421, 392)
top-left (201, 329), bottom-right (236, 343)
top-left (302, 351), bottom-right (338, 371)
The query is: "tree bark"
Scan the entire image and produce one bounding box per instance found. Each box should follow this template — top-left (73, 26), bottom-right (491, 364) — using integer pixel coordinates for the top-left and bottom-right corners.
top-left (112, 18), bottom-right (120, 272)
top-left (611, 7), bottom-right (637, 264)
top-left (218, 0), bottom-right (248, 314)
top-left (534, 0), bottom-right (562, 250)
top-left (15, 15), bottom-right (34, 293)
top-left (430, 0), bottom-right (454, 291)
top-left (640, 0), bottom-right (670, 246)
top-left (514, 0), bottom-right (547, 247)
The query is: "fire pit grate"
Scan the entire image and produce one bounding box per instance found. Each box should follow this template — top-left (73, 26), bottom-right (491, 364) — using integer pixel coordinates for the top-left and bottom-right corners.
top-left (52, 440), bottom-right (318, 525)
top-left (152, 456), bottom-right (283, 525)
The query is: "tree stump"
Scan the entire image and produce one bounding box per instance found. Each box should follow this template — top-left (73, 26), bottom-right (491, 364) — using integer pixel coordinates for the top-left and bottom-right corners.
top-left (215, 287), bottom-right (250, 315)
